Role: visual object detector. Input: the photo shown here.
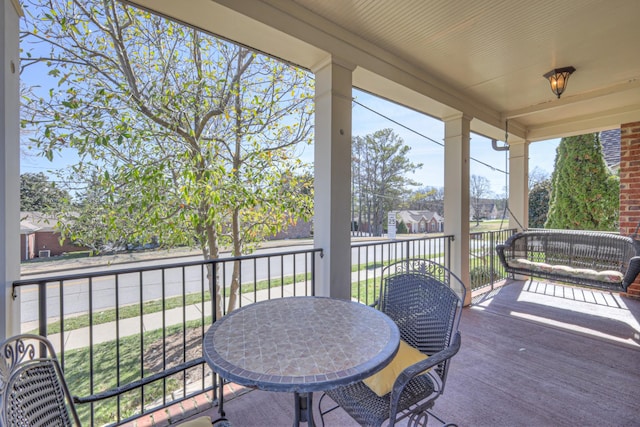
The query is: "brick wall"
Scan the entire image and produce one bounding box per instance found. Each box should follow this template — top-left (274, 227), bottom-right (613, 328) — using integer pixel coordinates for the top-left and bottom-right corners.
top-left (270, 219), bottom-right (312, 240)
top-left (19, 234), bottom-right (36, 261)
top-left (34, 231), bottom-right (89, 258)
top-left (619, 121), bottom-right (640, 299)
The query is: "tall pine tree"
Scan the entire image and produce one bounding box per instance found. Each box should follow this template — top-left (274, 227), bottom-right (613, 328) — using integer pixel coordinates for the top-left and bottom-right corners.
top-left (545, 133), bottom-right (619, 230)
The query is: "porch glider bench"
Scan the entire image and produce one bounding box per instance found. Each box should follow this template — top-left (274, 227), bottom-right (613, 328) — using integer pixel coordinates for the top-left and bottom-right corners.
top-left (496, 229), bottom-right (640, 291)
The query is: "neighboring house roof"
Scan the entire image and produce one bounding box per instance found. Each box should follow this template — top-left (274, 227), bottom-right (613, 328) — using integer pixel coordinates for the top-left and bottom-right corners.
top-left (20, 220), bottom-right (41, 234)
top-left (599, 128), bottom-right (620, 171)
top-left (470, 203), bottom-right (498, 216)
top-left (397, 210), bottom-right (443, 224)
top-left (20, 211), bottom-right (58, 233)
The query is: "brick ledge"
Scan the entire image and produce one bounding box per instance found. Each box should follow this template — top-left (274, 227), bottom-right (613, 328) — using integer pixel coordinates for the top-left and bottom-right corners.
top-left (118, 383), bottom-right (251, 427)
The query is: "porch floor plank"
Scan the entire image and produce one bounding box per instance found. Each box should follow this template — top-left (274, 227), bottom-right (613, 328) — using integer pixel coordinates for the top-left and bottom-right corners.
top-left (177, 280), bottom-right (640, 427)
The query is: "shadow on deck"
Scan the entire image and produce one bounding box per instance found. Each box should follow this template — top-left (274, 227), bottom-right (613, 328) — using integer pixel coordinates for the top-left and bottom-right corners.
top-left (151, 279), bottom-right (640, 426)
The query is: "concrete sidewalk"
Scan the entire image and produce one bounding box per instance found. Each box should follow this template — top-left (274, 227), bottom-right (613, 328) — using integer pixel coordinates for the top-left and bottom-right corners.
top-left (40, 263), bottom-right (381, 354)
top-left (43, 281), bottom-right (315, 353)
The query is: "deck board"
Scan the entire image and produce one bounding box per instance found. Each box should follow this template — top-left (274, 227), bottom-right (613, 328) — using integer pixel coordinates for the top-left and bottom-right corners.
top-left (182, 280), bottom-right (640, 426)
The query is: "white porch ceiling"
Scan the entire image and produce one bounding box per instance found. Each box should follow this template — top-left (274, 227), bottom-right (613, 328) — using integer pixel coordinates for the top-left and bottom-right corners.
top-left (123, 0), bottom-right (640, 143)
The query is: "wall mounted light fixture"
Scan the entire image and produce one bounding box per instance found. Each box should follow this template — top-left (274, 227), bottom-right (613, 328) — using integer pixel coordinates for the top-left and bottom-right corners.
top-left (543, 66), bottom-right (576, 99)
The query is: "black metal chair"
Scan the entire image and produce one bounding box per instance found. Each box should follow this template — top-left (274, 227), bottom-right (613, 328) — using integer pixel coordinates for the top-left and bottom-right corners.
top-left (0, 334), bottom-right (82, 426)
top-left (319, 259), bottom-right (466, 426)
top-left (1, 334), bottom-right (225, 427)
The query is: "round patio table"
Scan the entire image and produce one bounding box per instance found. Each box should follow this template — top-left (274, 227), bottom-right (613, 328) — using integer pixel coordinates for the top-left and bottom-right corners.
top-left (203, 296), bottom-right (400, 426)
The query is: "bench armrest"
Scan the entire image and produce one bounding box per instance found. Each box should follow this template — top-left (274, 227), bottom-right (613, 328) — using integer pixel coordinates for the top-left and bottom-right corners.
top-left (496, 243), bottom-right (508, 268)
top-left (496, 232), bottom-right (523, 268)
top-left (622, 256), bottom-right (640, 291)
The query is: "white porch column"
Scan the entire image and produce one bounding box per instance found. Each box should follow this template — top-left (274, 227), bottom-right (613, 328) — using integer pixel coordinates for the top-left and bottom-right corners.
top-left (508, 140), bottom-right (529, 230)
top-left (312, 57), bottom-right (353, 299)
top-left (1, 0), bottom-right (22, 340)
top-left (443, 114), bottom-right (472, 305)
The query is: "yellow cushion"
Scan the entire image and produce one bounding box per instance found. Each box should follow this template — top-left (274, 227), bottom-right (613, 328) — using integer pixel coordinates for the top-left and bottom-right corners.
top-left (179, 416), bottom-right (212, 427)
top-left (363, 340), bottom-right (428, 397)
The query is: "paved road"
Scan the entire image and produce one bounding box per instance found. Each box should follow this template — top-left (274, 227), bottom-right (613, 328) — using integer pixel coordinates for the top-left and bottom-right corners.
top-left (19, 244), bottom-right (316, 324)
top-left (18, 236), bottom-right (445, 324)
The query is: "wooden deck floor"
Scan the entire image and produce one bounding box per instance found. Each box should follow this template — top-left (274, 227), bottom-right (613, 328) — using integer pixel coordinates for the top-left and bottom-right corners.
top-left (180, 280), bottom-right (640, 426)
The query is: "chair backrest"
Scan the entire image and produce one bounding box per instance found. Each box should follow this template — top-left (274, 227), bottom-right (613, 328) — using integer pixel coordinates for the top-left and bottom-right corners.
top-left (378, 259), bottom-right (466, 387)
top-left (0, 334), bottom-right (81, 427)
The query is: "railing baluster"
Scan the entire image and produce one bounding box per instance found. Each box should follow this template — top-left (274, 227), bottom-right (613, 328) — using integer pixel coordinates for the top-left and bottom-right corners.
top-left (253, 258), bottom-right (257, 304)
top-left (161, 268), bottom-right (167, 404)
top-left (57, 280), bottom-right (62, 362)
top-left (313, 251), bottom-right (317, 296)
top-left (238, 259), bottom-right (243, 307)
top-left (292, 253), bottom-right (297, 297)
top-left (115, 274), bottom-right (121, 423)
top-left (182, 266), bottom-right (187, 397)
top-left (221, 260), bottom-right (226, 315)
top-left (305, 251), bottom-right (310, 296)
top-left (88, 277), bottom-right (95, 427)
top-left (139, 270), bottom-right (145, 412)
top-left (202, 263), bottom-right (209, 398)
top-left (38, 280), bottom-right (47, 338)
top-left (267, 256), bottom-right (272, 300)
top-left (365, 243), bottom-right (370, 302)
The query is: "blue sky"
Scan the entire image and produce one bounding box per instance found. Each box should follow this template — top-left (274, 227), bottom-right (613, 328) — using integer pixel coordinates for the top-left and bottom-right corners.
top-left (20, 87), bottom-right (559, 197)
top-left (350, 89), bottom-right (559, 195)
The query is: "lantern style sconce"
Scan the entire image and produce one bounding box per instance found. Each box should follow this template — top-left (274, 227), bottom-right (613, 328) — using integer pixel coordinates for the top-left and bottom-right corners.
top-left (543, 66), bottom-right (576, 99)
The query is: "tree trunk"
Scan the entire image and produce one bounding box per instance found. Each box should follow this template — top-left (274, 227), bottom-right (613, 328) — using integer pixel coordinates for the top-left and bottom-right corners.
top-left (227, 207), bottom-right (242, 313)
top-left (204, 224), bottom-right (222, 320)
top-left (226, 82), bottom-right (243, 313)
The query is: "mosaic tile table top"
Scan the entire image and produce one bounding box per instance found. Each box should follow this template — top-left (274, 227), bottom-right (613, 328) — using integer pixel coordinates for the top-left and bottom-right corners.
top-left (203, 297), bottom-right (400, 393)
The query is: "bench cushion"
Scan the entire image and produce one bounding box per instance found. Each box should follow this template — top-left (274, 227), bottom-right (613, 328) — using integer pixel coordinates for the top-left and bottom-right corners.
top-left (506, 258), bottom-right (624, 284)
top-left (507, 258), bottom-right (552, 273)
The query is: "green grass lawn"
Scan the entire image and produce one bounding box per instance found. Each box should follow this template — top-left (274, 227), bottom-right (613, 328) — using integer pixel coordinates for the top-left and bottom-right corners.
top-left (65, 318), bottom-right (210, 425)
top-left (37, 272), bottom-right (313, 335)
top-left (469, 219), bottom-right (512, 232)
top-left (41, 253), bottom-right (448, 335)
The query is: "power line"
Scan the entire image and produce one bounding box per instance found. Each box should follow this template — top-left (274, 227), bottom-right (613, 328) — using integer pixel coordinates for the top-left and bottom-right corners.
top-left (352, 98), bottom-right (508, 175)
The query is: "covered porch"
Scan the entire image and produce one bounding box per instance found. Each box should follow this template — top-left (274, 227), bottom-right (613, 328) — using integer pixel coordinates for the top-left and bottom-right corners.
top-left (2, 1), bottom-right (640, 425)
top-left (4, 0), bottom-right (640, 333)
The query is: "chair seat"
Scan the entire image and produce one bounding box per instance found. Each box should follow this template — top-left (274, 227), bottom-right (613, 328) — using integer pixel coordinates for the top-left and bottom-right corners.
top-left (326, 374), bottom-right (435, 427)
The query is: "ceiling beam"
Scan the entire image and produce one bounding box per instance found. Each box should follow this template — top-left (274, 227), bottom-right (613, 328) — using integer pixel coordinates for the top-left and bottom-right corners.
top-left (526, 104), bottom-right (640, 141)
top-left (503, 77), bottom-right (640, 121)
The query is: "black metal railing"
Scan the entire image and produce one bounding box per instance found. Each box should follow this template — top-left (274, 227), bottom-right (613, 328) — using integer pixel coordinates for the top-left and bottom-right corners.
top-left (12, 234), bottom-right (468, 425)
top-left (350, 235), bottom-right (454, 305)
top-left (469, 228), bottom-right (517, 292)
top-left (13, 248), bottom-right (322, 426)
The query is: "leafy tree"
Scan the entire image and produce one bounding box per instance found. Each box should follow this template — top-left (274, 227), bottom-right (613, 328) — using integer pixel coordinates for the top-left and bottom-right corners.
top-left (528, 166), bottom-right (550, 191)
top-left (545, 133), bottom-right (619, 230)
top-left (20, 172), bottom-right (69, 211)
top-left (62, 170), bottom-right (133, 253)
top-left (528, 178), bottom-right (551, 228)
top-left (351, 129), bottom-right (422, 236)
top-left (20, 0), bottom-right (314, 316)
top-left (405, 186), bottom-right (444, 215)
top-left (396, 219), bottom-right (408, 234)
top-left (470, 175), bottom-right (492, 225)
